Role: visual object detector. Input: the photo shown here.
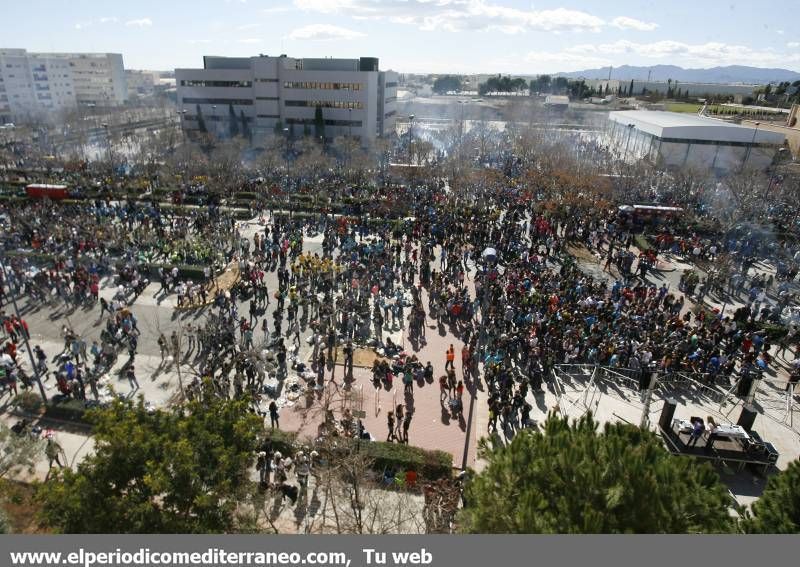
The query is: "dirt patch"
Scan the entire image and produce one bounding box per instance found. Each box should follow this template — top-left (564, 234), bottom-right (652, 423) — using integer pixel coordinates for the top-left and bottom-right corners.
top-left (1, 481), bottom-right (49, 534)
top-left (175, 262), bottom-right (241, 310)
top-left (330, 347), bottom-right (387, 368)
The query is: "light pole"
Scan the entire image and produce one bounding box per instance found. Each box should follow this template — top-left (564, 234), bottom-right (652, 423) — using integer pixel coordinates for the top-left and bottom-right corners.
top-left (742, 121), bottom-right (760, 171)
top-left (101, 123), bottom-right (112, 176)
top-left (0, 257), bottom-right (48, 402)
top-left (283, 127), bottom-right (291, 216)
top-left (408, 114), bottom-right (415, 165)
top-left (457, 100), bottom-right (466, 141)
top-left (623, 123), bottom-right (635, 159)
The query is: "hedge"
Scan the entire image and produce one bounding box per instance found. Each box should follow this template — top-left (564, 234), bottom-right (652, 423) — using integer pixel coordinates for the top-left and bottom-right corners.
top-left (13, 391), bottom-right (44, 414)
top-left (360, 440), bottom-right (452, 479)
top-left (260, 428), bottom-right (299, 455)
top-left (44, 397), bottom-right (90, 423)
top-left (261, 429), bottom-right (452, 480)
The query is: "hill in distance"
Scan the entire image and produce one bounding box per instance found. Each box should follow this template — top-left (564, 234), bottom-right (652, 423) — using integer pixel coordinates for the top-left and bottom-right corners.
top-left (557, 64), bottom-right (800, 84)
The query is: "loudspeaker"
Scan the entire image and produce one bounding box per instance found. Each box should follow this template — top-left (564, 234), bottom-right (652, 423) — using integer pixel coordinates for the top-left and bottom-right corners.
top-left (659, 398), bottom-right (678, 431)
top-left (737, 403), bottom-right (758, 432)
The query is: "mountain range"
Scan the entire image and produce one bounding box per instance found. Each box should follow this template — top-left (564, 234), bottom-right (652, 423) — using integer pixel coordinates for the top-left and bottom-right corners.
top-left (557, 65), bottom-right (800, 84)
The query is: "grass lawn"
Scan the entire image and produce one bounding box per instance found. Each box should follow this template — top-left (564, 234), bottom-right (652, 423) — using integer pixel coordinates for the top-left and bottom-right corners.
top-left (665, 102), bottom-right (703, 113)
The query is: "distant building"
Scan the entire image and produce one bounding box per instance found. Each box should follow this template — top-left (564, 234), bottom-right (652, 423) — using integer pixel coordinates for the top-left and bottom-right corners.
top-left (176, 54), bottom-right (397, 145)
top-left (607, 110), bottom-right (786, 172)
top-left (544, 95), bottom-right (569, 109)
top-left (585, 78), bottom-right (756, 98)
top-left (0, 48), bottom-right (126, 123)
top-left (126, 70), bottom-right (159, 98)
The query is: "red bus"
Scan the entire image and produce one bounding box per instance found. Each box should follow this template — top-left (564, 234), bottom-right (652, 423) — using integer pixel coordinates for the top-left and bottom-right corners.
top-left (25, 184), bottom-right (69, 200)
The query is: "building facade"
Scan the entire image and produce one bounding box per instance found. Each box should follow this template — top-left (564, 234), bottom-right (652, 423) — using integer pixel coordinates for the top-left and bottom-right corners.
top-left (176, 55), bottom-right (397, 145)
top-left (0, 48), bottom-right (126, 123)
top-left (607, 110), bottom-right (786, 173)
top-left (126, 70), bottom-right (159, 98)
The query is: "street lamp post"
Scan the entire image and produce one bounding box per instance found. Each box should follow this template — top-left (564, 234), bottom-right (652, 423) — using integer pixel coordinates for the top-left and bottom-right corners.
top-left (0, 257), bottom-right (48, 402)
top-left (623, 123), bottom-right (635, 159)
top-left (101, 123), bottom-right (112, 176)
top-left (283, 127), bottom-right (291, 217)
top-left (742, 121), bottom-right (760, 171)
top-left (408, 114), bottom-right (415, 165)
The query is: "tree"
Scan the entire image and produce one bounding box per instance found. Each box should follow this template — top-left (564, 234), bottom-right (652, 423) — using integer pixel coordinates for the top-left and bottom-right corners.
top-left (273, 119), bottom-right (284, 137)
top-left (228, 104), bottom-right (240, 138)
top-left (36, 394), bottom-right (262, 533)
top-left (432, 75), bottom-right (463, 95)
top-left (196, 104), bottom-right (207, 134)
top-left (0, 421), bottom-right (42, 482)
top-left (629, 79), bottom-right (635, 97)
top-left (460, 414), bottom-right (736, 534)
top-left (314, 105), bottom-right (325, 141)
top-left (742, 459), bottom-right (800, 533)
top-left (240, 110), bottom-right (251, 143)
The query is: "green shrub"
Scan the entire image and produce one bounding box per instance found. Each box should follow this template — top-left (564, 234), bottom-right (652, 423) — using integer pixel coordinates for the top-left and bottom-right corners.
top-left (362, 440), bottom-right (452, 479)
top-left (44, 398), bottom-right (89, 423)
top-left (260, 429), bottom-right (298, 454)
top-left (13, 391), bottom-right (44, 414)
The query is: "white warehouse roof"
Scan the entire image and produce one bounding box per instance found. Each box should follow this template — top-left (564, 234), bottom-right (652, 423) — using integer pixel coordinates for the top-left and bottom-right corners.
top-left (609, 110), bottom-right (785, 145)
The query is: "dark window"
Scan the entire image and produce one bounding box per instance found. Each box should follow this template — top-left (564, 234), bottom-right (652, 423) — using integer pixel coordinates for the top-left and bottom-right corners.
top-left (180, 80), bottom-right (253, 88)
top-left (182, 97), bottom-right (253, 105)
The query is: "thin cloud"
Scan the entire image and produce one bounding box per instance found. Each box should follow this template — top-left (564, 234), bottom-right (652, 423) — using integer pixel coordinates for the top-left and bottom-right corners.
top-left (125, 18), bottom-right (153, 27)
top-left (262, 5), bottom-right (293, 14)
top-left (788, 42), bottom-right (800, 49)
top-left (288, 23), bottom-right (365, 41)
top-left (567, 40), bottom-right (800, 67)
top-left (237, 38), bottom-right (263, 44)
top-left (99, 17), bottom-right (119, 24)
top-left (611, 16), bottom-right (658, 31)
top-left (186, 39), bottom-right (213, 44)
top-left (237, 23), bottom-right (261, 30)
top-left (293, 0), bottom-right (605, 33)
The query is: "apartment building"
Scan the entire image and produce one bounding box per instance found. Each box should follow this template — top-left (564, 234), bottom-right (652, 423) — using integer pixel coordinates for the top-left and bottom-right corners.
top-left (0, 48), bottom-right (126, 123)
top-left (176, 54), bottom-right (397, 145)
top-left (41, 52), bottom-right (127, 106)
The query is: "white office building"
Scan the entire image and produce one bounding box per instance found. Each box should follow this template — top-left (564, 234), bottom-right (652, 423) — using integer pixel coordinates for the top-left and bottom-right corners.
top-left (0, 49), bottom-right (126, 123)
top-left (176, 55), bottom-right (398, 145)
top-left (607, 110), bottom-right (786, 173)
top-left (39, 52), bottom-right (127, 106)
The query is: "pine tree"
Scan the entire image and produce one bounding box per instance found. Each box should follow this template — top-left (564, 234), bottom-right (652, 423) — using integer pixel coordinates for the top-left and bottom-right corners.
top-left (314, 105), bottom-right (325, 141)
top-left (460, 414), bottom-right (736, 534)
top-left (742, 459), bottom-right (800, 533)
top-left (629, 79), bottom-right (635, 97)
top-left (228, 104), bottom-right (240, 138)
top-left (239, 110), bottom-right (251, 143)
top-left (274, 119), bottom-right (284, 137)
top-left (196, 104), bottom-right (207, 134)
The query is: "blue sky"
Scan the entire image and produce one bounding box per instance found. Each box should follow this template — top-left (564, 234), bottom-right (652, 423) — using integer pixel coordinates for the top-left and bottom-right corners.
top-left (4, 0), bottom-right (800, 74)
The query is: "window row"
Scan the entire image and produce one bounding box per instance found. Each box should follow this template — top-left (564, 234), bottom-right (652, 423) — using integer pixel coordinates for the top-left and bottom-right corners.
top-left (182, 98), bottom-right (253, 106)
top-left (284, 100), bottom-right (363, 109)
top-left (286, 118), bottom-right (362, 127)
top-left (283, 81), bottom-right (362, 91)
top-left (180, 80), bottom-right (253, 88)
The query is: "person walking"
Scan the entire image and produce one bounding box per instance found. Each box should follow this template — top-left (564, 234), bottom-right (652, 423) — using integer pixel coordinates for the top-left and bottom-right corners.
top-left (269, 400), bottom-right (280, 429)
top-left (386, 410), bottom-right (396, 442)
top-left (126, 365), bottom-right (139, 391)
top-left (445, 344), bottom-right (455, 371)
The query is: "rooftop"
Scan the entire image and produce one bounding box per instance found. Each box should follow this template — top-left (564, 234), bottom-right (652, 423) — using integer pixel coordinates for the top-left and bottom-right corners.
top-left (609, 110), bottom-right (786, 144)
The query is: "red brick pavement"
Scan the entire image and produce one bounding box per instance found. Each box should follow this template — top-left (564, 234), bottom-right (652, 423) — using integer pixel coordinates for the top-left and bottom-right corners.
top-left (275, 315), bottom-right (478, 469)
